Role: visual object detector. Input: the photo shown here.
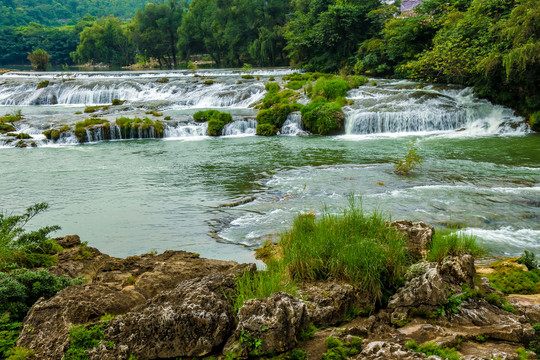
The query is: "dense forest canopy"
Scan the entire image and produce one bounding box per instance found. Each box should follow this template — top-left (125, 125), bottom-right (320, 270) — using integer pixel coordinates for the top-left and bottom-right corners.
top-left (0, 0), bottom-right (537, 120)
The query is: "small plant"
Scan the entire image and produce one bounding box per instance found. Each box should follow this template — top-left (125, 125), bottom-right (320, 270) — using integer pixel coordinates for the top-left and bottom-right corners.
top-left (298, 324), bottom-right (317, 341)
top-left (322, 336), bottom-right (362, 360)
top-left (204, 79), bottom-right (214, 85)
top-left (269, 76), bottom-right (275, 81)
top-left (529, 323), bottom-right (540, 355)
top-left (394, 146), bottom-right (422, 174)
top-left (516, 347), bottom-right (531, 360)
top-left (475, 334), bottom-right (488, 343)
top-left (241, 63), bottom-right (253, 71)
top-left (0, 314), bottom-right (21, 358)
top-left (405, 340), bottom-right (460, 360)
top-left (27, 49), bottom-right (50, 71)
top-left (287, 349), bottom-right (307, 360)
top-left (238, 330), bottom-right (262, 356)
top-left (4, 346), bottom-right (35, 360)
top-left (65, 323), bottom-right (107, 360)
top-left (111, 99), bottom-right (125, 106)
top-left (241, 75), bottom-right (255, 80)
top-left (37, 80), bottom-right (50, 89)
top-left (518, 250), bottom-right (538, 270)
top-left (428, 230), bottom-right (483, 263)
top-left (100, 313), bottom-right (117, 322)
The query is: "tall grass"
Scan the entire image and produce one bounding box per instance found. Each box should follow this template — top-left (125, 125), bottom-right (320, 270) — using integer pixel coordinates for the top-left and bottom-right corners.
top-left (427, 230), bottom-right (483, 263)
top-left (233, 260), bottom-right (295, 312)
top-left (279, 201), bottom-right (410, 303)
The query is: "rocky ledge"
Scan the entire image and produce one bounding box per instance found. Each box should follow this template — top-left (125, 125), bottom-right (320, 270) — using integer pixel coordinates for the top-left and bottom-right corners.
top-left (16, 228), bottom-right (540, 360)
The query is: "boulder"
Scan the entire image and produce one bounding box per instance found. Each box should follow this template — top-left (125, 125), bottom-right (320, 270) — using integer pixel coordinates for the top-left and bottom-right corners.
top-left (88, 274), bottom-right (237, 359)
top-left (298, 281), bottom-right (359, 327)
top-left (54, 234), bottom-right (81, 248)
top-left (359, 341), bottom-right (426, 360)
top-left (390, 220), bottom-right (434, 260)
top-left (17, 284), bottom-right (146, 359)
top-left (225, 292), bottom-right (309, 355)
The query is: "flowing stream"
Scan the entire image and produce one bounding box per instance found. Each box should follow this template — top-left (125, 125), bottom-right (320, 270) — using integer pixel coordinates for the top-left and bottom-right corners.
top-left (0, 69), bottom-right (538, 264)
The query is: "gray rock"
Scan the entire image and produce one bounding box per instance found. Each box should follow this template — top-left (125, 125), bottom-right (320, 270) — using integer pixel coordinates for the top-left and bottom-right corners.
top-left (390, 220), bottom-right (434, 260)
top-left (225, 292), bottom-right (309, 355)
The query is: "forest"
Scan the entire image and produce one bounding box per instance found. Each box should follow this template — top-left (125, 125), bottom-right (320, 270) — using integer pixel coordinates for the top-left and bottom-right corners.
top-left (0, 0), bottom-right (538, 118)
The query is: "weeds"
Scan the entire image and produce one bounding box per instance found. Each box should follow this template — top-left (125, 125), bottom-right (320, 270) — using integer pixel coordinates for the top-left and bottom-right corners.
top-left (518, 250), bottom-right (538, 270)
top-left (484, 265), bottom-right (540, 295)
top-left (394, 146), bottom-right (422, 175)
top-left (405, 340), bottom-right (460, 360)
top-left (322, 336), bottom-right (362, 360)
top-left (428, 230), bottom-right (483, 263)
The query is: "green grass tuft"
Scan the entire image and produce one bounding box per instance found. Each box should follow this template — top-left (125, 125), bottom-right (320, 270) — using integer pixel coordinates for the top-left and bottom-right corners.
top-left (405, 340), bottom-right (460, 360)
top-left (427, 230), bottom-right (483, 263)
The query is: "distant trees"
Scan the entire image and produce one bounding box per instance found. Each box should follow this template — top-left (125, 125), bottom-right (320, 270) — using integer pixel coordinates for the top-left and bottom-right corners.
top-left (131, 0), bottom-right (187, 69)
top-left (28, 49), bottom-right (50, 70)
top-left (71, 17), bottom-right (136, 66)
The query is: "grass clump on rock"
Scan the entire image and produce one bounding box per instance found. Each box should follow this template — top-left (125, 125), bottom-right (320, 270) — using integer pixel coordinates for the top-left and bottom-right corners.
top-left (192, 110), bottom-right (232, 136)
top-left (300, 101), bottom-right (345, 135)
top-left (405, 340), bottom-right (460, 360)
top-left (427, 230), bottom-right (483, 263)
top-left (256, 123), bottom-right (277, 136)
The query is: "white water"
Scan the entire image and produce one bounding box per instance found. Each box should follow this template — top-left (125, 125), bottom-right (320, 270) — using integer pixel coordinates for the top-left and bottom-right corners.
top-left (344, 84), bottom-right (528, 136)
top-left (279, 113), bottom-right (308, 136)
top-left (222, 119), bottom-right (257, 136)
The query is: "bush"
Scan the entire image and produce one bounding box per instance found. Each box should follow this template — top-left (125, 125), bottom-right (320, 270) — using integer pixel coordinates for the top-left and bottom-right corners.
top-left (0, 203), bottom-right (63, 270)
top-left (394, 146), bottom-right (422, 174)
top-left (310, 78), bottom-right (350, 101)
top-left (65, 323), bottom-right (106, 360)
top-left (193, 110), bottom-right (219, 122)
top-left (518, 250), bottom-right (538, 270)
top-left (300, 102), bottom-right (345, 135)
top-left (37, 80), bottom-right (49, 89)
top-left (530, 112), bottom-right (540, 132)
top-left (0, 269), bottom-right (81, 321)
top-left (256, 124), bottom-right (277, 136)
top-left (280, 200), bottom-right (409, 303)
top-left (27, 49), bottom-right (50, 71)
top-left (484, 265), bottom-right (540, 295)
top-left (257, 103), bottom-right (298, 129)
top-left (265, 82), bottom-right (280, 93)
top-left (427, 230), bottom-right (483, 263)
top-left (204, 111), bottom-right (233, 136)
top-left (286, 81), bottom-right (306, 90)
top-left (0, 314), bottom-right (20, 358)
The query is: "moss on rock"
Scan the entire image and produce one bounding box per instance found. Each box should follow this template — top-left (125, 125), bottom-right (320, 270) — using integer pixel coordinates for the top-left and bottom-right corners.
top-left (301, 101), bottom-right (345, 135)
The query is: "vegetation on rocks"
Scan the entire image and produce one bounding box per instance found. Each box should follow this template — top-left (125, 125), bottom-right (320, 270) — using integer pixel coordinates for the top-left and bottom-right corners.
top-left (192, 110), bottom-right (233, 136)
top-left (27, 49), bottom-right (50, 71)
top-left (484, 262), bottom-right (540, 295)
top-left (256, 123), bottom-right (278, 136)
top-left (36, 80), bottom-right (50, 89)
top-left (115, 117), bottom-right (164, 138)
top-left (405, 340), bottom-right (460, 360)
top-left (74, 118), bottom-right (109, 142)
top-left (83, 105), bottom-right (109, 114)
top-left (427, 230), bottom-right (483, 263)
top-left (300, 101), bottom-right (344, 135)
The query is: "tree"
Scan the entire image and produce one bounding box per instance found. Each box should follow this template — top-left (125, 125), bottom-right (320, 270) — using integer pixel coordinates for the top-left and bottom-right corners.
top-left (27, 48), bottom-right (50, 70)
top-left (71, 16), bottom-right (136, 66)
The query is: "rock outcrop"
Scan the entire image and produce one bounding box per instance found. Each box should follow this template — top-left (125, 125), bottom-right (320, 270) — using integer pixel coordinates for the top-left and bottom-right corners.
top-left (390, 220), bottom-right (435, 260)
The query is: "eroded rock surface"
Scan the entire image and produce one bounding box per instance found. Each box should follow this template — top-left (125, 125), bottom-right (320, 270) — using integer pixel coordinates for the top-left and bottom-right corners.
top-left (390, 220), bottom-right (434, 260)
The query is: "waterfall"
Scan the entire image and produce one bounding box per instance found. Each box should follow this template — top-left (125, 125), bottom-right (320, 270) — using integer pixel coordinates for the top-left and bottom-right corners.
top-left (164, 122), bottom-right (208, 138)
top-left (222, 119), bottom-right (257, 136)
top-left (280, 113), bottom-right (308, 136)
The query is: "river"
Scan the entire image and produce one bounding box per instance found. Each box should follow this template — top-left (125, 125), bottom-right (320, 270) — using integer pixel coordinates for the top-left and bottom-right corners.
top-left (0, 69), bottom-right (538, 264)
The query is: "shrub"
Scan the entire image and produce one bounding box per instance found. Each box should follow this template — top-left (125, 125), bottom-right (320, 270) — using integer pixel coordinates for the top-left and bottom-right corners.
top-left (518, 250), bottom-right (538, 270)
top-left (37, 80), bottom-right (49, 89)
top-left (280, 200), bottom-right (409, 303)
top-left (65, 323), bottom-right (106, 360)
top-left (427, 230), bottom-right (483, 263)
top-left (4, 346), bottom-right (35, 360)
top-left (310, 78), bottom-right (350, 101)
top-left (394, 146), bottom-right (422, 174)
top-left (529, 323), bottom-right (540, 355)
top-left (0, 314), bottom-right (20, 358)
top-left (27, 49), bottom-right (50, 71)
top-left (300, 102), bottom-right (345, 135)
top-left (287, 349), bottom-right (307, 360)
top-left (0, 269), bottom-right (81, 321)
top-left (0, 203), bottom-right (63, 270)
top-left (193, 110), bottom-right (219, 122)
top-left (256, 124), bottom-right (277, 136)
top-left (241, 75), bottom-right (254, 80)
top-left (322, 336), bottom-right (362, 360)
top-left (530, 112), bottom-right (540, 132)
top-left (265, 82), bottom-right (280, 93)
top-left (286, 81), bottom-right (306, 90)
top-left (257, 103), bottom-right (297, 129)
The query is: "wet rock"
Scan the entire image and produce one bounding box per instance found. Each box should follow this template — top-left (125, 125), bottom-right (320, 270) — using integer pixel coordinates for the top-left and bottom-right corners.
top-left (17, 284), bottom-right (146, 359)
top-left (89, 274), bottom-right (236, 359)
top-left (225, 292), bottom-right (309, 355)
top-left (390, 220), bottom-right (434, 260)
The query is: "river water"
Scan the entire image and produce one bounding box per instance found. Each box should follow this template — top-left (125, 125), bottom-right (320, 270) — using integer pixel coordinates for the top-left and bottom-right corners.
top-left (0, 69), bottom-right (538, 263)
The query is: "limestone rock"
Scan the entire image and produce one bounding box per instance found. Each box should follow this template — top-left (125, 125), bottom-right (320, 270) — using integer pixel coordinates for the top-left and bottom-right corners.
top-left (358, 341), bottom-right (426, 360)
top-left (17, 284), bottom-right (146, 359)
top-left (54, 234), bottom-right (81, 248)
top-left (390, 220), bottom-right (434, 260)
top-left (89, 274), bottom-right (236, 359)
top-left (225, 292), bottom-right (309, 355)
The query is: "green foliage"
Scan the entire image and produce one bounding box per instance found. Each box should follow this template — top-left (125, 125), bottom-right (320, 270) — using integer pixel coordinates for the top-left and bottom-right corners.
top-left (71, 16), bottom-right (135, 66)
top-left (241, 75), bottom-right (254, 80)
top-left (322, 336), bottom-right (362, 360)
top-left (111, 99), bottom-right (125, 106)
top-left (530, 113), bottom-right (540, 132)
top-left (428, 230), bottom-right (483, 263)
top-left (286, 81), bottom-right (306, 90)
top-left (484, 292), bottom-right (516, 313)
top-left (516, 347), bottom-right (531, 360)
top-left (394, 146), bottom-right (422, 175)
top-left (300, 101), bottom-right (345, 135)
top-left (27, 49), bottom-right (50, 71)
top-left (484, 265), bottom-right (540, 295)
top-left (0, 269), bottom-right (80, 321)
top-left (37, 80), bottom-right (50, 89)
top-left (518, 250), bottom-right (539, 270)
top-left (65, 323), bottom-right (106, 360)
top-left (0, 314), bottom-right (21, 359)
top-left (280, 200), bottom-right (410, 303)
top-left (238, 330), bottom-right (262, 357)
top-left (193, 110), bottom-right (219, 122)
top-left (529, 323), bottom-right (540, 355)
top-left (298, 324), bottom-right (317, 341)
top-left (287, 349), bottom-right (307, 360)
top-left (405, 340), bottom-right (460, 360)
top-left (233, 262), bottom-right (295, 313)
top-left (83, 105), bottom-right (109, 113)
top-left (265, 82), bottom-right (280, 93)
top-left (115, 117), bottom-right (164, 138)
top-left (4, 346), bottom-right (34, 360)
top-left (0, 203), bottom-right (63, 270)
top-left (257, 103), bottom-right (298, 129)
top-left (310, 78), bottom-right (350, 101)
top-left (256, 123), bottom-right (277, 136)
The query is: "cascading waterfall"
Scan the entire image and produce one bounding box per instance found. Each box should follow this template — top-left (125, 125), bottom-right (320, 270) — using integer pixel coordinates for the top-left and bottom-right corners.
top-left (222, 119), bottom-right (257, 136)
top-left (280, 113), bottom-right (308, 136)
top-left (164, 122), bottom-right (208, 138)
top-left (344, 84), bottom-right (527, 135)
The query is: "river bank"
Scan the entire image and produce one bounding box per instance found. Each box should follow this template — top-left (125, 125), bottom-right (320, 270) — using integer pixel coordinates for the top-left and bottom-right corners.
top-left (6, 217), bottom-right (540, 360)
